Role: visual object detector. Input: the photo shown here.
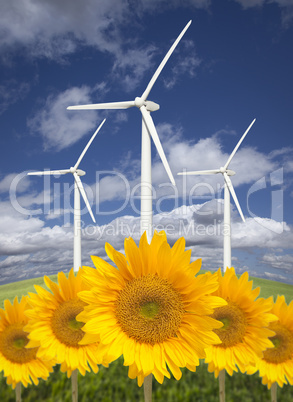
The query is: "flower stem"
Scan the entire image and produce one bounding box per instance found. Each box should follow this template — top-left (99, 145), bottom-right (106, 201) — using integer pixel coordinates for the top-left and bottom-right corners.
top-left (71, 369), bottom-right (78, 402)
top-left (15, 382), bottom-right (21, 402)
top-left (271, 382), bottom-right (277, 402)
top-left (219, 369), bottom-right (225, 402)
top-left (143, 374), bottom-right (152, 402)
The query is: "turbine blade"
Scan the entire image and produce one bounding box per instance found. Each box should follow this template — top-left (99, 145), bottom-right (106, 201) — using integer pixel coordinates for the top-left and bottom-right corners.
top-left (27, 169), bottom-right (70, 175)
top-left (178, 169), bottom-right (221, 175)
top-left (74, 119), bottom-right (106, 169)
top-left (73, 172), bottom-right (96, 223)
top-left (67, 101), bottom-right (135, 110)
top-left (223, 172), bottom-right (245, 222)
top-left (141, 20), bottom-right (192, 101)
top-left (224, 118), bottom-right (256, 169)
top-left (140, 106), bottom-right (175, 185)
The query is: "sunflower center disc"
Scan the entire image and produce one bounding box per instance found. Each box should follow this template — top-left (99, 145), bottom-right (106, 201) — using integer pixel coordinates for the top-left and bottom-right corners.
top-left (0, 323), bottom-right (37, 363)
top-left (263, 322), bottom-right (293, 364)
top-left (51, 299), bottom-right (86, 347)
top-left (140, 301), bottom-right (160, 318)
top-left (115, 274), bottom-right (184, 344)
top-left (211, 302), bottom-right (247, 347)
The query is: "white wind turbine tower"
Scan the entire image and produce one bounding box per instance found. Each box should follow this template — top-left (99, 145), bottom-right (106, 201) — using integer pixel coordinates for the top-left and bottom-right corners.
top-left (28, 119), bottom-right (106, 272)
top-left (67, 21), bottom-right (192, 241)
top-left (178, 119), bottom-right (256, 272)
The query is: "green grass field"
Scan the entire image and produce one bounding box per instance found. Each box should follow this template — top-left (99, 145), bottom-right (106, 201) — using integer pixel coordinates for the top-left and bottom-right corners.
top-left (0, 273), bottom-right (293, 401)
top-left (1, 357), bottom-right (293, 402)
top-left (1, 271), bottom-right (292, 306)
top-left (0, 274), bottom-right (59, 305)
top-left (249, 276), bottom-right (293, 302)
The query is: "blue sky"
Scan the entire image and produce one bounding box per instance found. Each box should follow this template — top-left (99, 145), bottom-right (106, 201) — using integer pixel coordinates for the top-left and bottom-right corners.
top-left (0, 0), bottom-right (293, 286)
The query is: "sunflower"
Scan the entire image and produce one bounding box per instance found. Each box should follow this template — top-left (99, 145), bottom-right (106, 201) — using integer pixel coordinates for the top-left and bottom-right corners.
top-left (24, 268), bottom-right (103, 377)
top-left (204, 267), bottom-right (277, 377)
top-left (0, 296), bottom-right (54, 389)
top-left (246, 295), bottom-right (293, 389)
top-left (77, 231), bottom-right (227, 386)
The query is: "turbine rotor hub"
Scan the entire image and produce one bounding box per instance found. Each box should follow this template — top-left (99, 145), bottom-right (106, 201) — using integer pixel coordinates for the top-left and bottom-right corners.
top-left (134, 97), bottom-right (145, 108)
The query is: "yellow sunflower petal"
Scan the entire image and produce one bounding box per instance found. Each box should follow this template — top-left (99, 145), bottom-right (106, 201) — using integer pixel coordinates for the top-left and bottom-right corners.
top-left (78, 231), bottom-right (231, 384)
top-left (206, 268), bottom-right (281, 378)
top-left (22, 271), bottom-right (101, 376)
top-left (124, 236), bottom-right (144, 277)
top-left (251, 297), bottom-right (293, 387)
top-left (0, 298), bottom-right (55, 388)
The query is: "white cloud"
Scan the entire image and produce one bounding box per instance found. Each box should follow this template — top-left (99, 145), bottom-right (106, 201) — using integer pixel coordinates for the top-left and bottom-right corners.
top-left (233, 0), bottom-right (293, 26)
top-left (0, 1), bottom-right (202, 95)
top-left (3, 0), bottom-right (290, 65)
top-left (0, 200), bottom-right (75, 282)
top-left (0, 0), bottom-right (125, 58)
top-left (45, 209), bottom-right (71, 221)
top-left (0, 173), bottom-right (31, 194)
top-left (233, 0), bottom-right (293, 8)
top-left (0, 80), bottom-right (31, 114)
top-left (112, 45), bottom-right (157, 92)
top-left (90, 201), bottom-right (292, 256)
top-left (233, 0), bottom-right (264, 7)
top-left (3, 171), bottom-right (53, 215)
top-left (0, 0), bottom-right (207, 60)
top-left (81, 121), bottom-right (286, 219)
top-left (83, 201), bottom-right (293, 274)
top-left (93, 172), bottom-right (135, 204)
top-left (112, 37), bottom-right (201, 92)
top-left (0, 255), bottom-right (30, 269)
top-left (269, 148), bottom-right (293, 176)
top-left (1, 118), bottom-right (292, 284)
top-left (12, 190), bottom-right (52, 212)
top-left (0, 201), bottom-right (45, 238)
top-left (136, 0), bottom-right (211, 13)
top-left (269, 147), bottom-right (293, 159)
top-left (263, 271), bottom-right (287, 282)
top-left (261, 253), bottom-right (293, 273)
top-left (0, 196), bottom-right (292, 284)
top-left (114, 112), bottom-right (128, 124)
top-left (27, 86), bottom-right (102, 151)
top-left (163, 40), bottom-right (202, 89)
top-left (150, 122), bottom-right (277, 196)
top-left (232, 218), bottom-right (292, 248)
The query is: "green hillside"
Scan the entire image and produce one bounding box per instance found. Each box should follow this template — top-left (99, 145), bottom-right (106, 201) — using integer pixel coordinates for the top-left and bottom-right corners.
top-left (250, 276), bottom-right (293, 303)
top-left (0, 272), bottom-right (292, 307)
top-left (0, 275), bottom-right (59, 305)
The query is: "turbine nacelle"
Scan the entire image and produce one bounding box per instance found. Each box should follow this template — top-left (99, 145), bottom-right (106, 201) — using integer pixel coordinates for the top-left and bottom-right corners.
top-left (145, 100), bottom-right (160, 112)
top-left (134, 97), bottom-right (160, 112)
top-left (70, 167), bottom-right (86, 176)
top-left (220, 167), bottom-right (235, 176)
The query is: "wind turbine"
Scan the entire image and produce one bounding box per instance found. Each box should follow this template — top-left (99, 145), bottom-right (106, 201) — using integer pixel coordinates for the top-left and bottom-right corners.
top-left (27, 118), bottom-right (106, 272)
top-left (178, 119), bottom-right (256, 272)
top-left (67, 21), bottom-right (192, 240)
